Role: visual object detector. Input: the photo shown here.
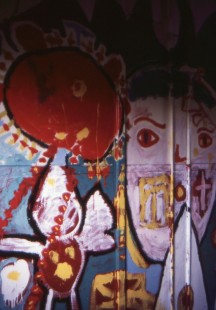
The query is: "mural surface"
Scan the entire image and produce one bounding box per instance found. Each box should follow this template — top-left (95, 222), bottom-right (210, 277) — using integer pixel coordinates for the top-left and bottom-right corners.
top-left (0, 0), bottom-right (216, 309)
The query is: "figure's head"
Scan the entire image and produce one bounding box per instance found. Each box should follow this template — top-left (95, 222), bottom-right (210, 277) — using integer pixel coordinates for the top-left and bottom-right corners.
top-left (126, 67), bottom-right (216, 261)
top-left (181, 97), bottom-right (216, 240)
top-left (126, 68), bottom-right (173, 261)
top-left (3, 48), bottom-right (122, 162)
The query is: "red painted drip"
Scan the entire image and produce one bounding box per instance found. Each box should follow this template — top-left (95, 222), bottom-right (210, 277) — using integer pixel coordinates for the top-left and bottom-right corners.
top-left (101, 165), bottom-right (110, 179)
top-left (87, 167), bottom-right (95, 179)
top-left (175, 144), bottom-right (187, 163)
top-left (63, 167), bottom-right (78, 192)
top-left (71, 144), bottom-right (81, 156)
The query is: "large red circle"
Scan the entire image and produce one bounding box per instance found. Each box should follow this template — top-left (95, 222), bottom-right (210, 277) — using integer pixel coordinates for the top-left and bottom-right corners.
top-left (5, 48), bottom-right (122, 160)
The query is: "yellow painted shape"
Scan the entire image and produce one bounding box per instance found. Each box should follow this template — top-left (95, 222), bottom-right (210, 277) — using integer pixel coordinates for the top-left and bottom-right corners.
top-left (49, 251), bottom-right (59, 264)
top-left (208, 153), bottom-right (214, 163)
top-left (118, 164), bottom-right (125, 184)
top-left (55, 132), bottom-right (68, 140)
top-left (114, 185), bottom-right (125, 231)
top-left (139, 174), bottom-right (170, 228)
top-left (46, 177), bottom-right (56, 187)
top-left (194, 147), bottom-right (199, 157)
top-left (33, 167), bottom-right (39, 173)
top-left (126, 216), bottom-right (149, 268)
top-left (65, 246), bottom-right (75, 259)
top-left (71, 80), bottom-right (87, 99)
top-left (0, 111), bottom-right (7, 119)
top-left (54, 262), bottom-right (73, 281)
top-left (177, 186), bottom-right (184, 199)
top-left (76, 127), bottom-right (89, 141)
top-left (7, 271), bottom-right (20, 281)
top-left (114, 182), bottom-right (148, 268)
top-left (90, 270), bottom-right (155, 310)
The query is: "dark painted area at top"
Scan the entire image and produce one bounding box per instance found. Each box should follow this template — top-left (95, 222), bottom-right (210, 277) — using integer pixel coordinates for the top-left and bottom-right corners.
top-left (1, 0), bottom-right (216, 107)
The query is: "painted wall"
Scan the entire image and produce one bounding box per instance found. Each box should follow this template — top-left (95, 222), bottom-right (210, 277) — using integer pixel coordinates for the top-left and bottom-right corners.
top-left (0, 1), bottom-right (216, 309)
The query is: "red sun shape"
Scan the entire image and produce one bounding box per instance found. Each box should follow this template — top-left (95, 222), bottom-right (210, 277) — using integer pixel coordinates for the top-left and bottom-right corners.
top-left (4, 48), bottom-right (122, 161)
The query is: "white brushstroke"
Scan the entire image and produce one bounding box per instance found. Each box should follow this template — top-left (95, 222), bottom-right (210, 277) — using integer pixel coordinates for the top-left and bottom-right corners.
top-left (0, 238), bottom-right (43, 255)
top-left (1, 259), bottom-right (30, 308)
top-left (78, 189), bottom-right (114, 251)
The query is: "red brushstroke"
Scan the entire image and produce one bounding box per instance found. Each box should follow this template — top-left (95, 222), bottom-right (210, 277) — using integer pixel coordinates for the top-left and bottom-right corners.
top-left (175, 144), bottom-right (186, 163)
top-left (38, 239), bottom-right (82, 294)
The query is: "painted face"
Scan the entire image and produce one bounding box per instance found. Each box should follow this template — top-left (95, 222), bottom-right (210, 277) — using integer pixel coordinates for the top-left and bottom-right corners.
top-left (174, 95), bottom-right (216, 241)
top-left (187, 99), bottom-right (216, 241)
top-left (127, 96), bottom-right (172, 261)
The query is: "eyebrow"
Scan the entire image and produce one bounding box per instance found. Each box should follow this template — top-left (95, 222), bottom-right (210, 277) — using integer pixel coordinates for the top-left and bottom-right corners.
top-left (134, 116), bottom-right (166, 129)
top-left (197, 127), bottom-right (214, 134)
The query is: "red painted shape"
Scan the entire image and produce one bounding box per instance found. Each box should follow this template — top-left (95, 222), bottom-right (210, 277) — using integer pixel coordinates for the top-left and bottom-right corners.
top-left (174, 183), bottom-right (186, 202)
top-left (62, 192), bottom-right (71, 202)
top-left (54, 215), bottom-right (64, 225)
top-left (175, 144), bottom-right (186, 163)
top-left (0, 218), bottom-right (8, 227)
top-left (59, 205), bottom-right (67, 213)
top-left (9, 167), bottom-right (42, 209)
top-left (6, 49), bottom-right (122, 160)
top-left (198, 132), bottom-right (212, 148)
top-left (192, 169), bottom-right (212, 217)
top-left (137, 128), bottom-right (159, 148)
top-left (62, 167), bottom-right (78, 192)
top-left (39, 239), bottom-right (82, 295)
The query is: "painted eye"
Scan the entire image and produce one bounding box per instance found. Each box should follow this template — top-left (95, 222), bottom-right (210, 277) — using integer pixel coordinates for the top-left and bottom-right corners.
top-left (137, 128), bottom-right (159, 148)
top-left (198, 133), bottom-right (212, 148)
